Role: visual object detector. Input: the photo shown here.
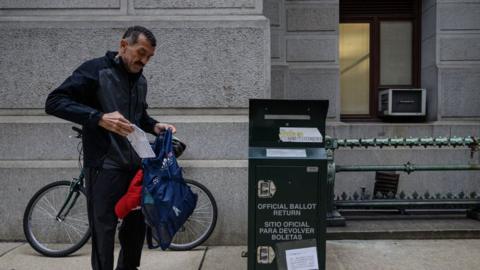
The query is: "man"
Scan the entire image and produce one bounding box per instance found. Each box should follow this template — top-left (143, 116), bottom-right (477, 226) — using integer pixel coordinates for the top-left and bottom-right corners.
top-left (45, 26), bottom-right (175, 270)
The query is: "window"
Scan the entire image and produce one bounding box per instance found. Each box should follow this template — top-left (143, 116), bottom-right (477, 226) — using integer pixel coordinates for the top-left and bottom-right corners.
top-left (340, 23), bottom-right (370, 115)
top-left (339, 0), bottom-right (421, 120)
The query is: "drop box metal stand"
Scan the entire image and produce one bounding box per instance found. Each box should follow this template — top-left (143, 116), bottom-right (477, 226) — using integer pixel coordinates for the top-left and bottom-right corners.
top-left (248, 99), bottom-right (329, 270)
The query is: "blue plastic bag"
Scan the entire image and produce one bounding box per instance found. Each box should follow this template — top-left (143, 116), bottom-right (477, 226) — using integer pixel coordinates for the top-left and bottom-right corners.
top-left (142, 129), bottom-right (198, 250)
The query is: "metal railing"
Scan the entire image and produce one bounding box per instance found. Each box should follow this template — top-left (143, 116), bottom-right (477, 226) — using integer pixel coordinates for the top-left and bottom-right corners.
top-left (324, 136), bottom-right (480, 226)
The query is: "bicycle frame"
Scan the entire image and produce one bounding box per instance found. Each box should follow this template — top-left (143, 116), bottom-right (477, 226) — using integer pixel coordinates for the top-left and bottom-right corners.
top-left (55, 170), bottom-right (85, 221)
top-left (24, 126), bottom-right (217, 256)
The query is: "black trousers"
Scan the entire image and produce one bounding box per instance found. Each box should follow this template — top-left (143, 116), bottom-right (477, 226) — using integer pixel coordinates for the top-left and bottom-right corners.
top-left (85, 168), bottom-right (146, 270)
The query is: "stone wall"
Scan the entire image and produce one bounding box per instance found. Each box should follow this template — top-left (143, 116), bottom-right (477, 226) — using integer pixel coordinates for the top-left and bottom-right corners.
top-left (0, 19), bottom-right (269, 109)
top-left (263, 0), bottom-right (480, 225)
top-left (0, 0), bottom-right (479, 245)
top-left (423, 0), bottom-right (480, 120)
top-left (265, 0), bottom-right (340, 119)
top-left (0, 0), bottom-right (270, 244)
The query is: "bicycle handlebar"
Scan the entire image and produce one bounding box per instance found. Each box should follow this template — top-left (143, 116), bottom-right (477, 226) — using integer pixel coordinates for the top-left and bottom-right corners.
top-left (71, 126), bottom-right (186, 158)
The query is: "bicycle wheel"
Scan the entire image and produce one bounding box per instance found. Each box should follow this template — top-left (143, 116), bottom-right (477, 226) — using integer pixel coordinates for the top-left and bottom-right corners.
top-left (169, 179), bottom-right (218, 251)
top-left (23, 180), bottom-right (91, 257)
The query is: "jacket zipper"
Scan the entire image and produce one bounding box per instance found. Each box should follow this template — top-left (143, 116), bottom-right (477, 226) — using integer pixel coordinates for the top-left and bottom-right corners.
top-left (128, 80), bottom-right (139, 172)
top-left (128, 85), bottom-right (133, 172)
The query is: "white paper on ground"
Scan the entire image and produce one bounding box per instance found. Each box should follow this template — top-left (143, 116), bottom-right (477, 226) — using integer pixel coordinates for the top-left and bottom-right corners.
top-left (126, 125), bottom-right (156, 158)
top-left (285, 247), bottom-right (319, 270)
top-left (279, 127), bottom-right (323, 143)
top-left (266, 148), bottom-right (307, 158)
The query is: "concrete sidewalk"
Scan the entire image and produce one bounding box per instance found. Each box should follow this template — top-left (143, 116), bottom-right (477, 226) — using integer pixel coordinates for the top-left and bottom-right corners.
top-left (1, 240), bottom-right (480, 270)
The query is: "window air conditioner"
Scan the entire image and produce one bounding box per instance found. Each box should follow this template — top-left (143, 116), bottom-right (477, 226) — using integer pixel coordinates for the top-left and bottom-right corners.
top-left (378, 88), bottom-right (426, 116)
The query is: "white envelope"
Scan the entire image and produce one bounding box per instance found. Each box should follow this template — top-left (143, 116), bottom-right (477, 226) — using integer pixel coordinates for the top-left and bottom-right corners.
top-left (126, 125), bottom-right (156, 158)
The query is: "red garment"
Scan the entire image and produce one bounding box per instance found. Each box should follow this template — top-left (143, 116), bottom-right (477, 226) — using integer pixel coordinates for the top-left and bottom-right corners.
top-left (115, 170), bottom-right (143, 219)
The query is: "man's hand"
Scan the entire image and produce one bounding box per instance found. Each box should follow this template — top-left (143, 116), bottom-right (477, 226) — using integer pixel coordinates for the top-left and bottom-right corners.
top-left (154, 123), bottom-right (177, 134)
top-left (98, 111), bottom-right (134, 137)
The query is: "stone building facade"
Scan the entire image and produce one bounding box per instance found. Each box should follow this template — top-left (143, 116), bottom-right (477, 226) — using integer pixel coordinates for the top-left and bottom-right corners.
top-left (0, 0), bottom-right (479, 244)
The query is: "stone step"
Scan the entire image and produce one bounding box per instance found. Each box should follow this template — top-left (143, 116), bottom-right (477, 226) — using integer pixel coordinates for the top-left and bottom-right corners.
top-left (327, 215), bottom-right (480, 240)
top-left (0, 116), bottom-right (248, 160)
top-left (0, 161), bottom-right (247, 245)
top-left (2, 161), bottom-right (480, 244)
top-left (1, 116), bottom-right (479, 161)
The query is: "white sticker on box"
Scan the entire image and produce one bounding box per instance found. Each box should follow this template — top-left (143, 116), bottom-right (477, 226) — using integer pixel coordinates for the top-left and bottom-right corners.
top-left (279, 127), bottom-right (323, 143)
top-left (285, 247), bottom-right (319, 270)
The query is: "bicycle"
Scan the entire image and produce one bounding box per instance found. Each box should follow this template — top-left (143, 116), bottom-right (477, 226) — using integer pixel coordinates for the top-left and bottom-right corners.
top-left (23, 126), bottom-right (217, 257)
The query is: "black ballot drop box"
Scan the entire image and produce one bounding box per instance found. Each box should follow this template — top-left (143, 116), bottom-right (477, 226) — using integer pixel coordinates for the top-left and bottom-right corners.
top-left (248, 99), bottom-right (329, 270)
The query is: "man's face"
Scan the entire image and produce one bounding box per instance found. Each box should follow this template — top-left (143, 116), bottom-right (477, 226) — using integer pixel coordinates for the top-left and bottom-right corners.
top-left (119, 34), bottom-right (155, 73)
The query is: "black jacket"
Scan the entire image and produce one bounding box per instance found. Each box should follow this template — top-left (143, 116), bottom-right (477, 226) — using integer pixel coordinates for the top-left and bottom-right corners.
top-left (45, 51), bottom-right (158, 169)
